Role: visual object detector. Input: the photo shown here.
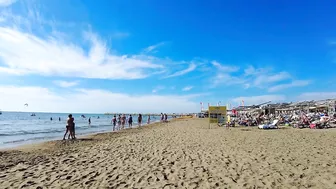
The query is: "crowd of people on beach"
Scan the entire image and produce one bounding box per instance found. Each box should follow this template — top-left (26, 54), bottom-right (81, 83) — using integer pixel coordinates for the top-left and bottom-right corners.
top-left (110, 113), bottom-right (169, 131)
top-left (62, 113), bottom-right (170, 140)
top-left (228, 110), bottom-right (336, 129)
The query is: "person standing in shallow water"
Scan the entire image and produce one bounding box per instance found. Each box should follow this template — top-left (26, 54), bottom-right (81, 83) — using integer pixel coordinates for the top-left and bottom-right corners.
top-left (160, 113), bottom-right (164, 122)
top-left (121, 114), bottom-right (126, 129)
top-left (111, 115), bottom-right (117, 131)
top-left (117, 115), bottom-right (121, 130)
top-left (63, 114), bottom-right (75, 140)
top-left (164, 113), bottom-right (168, 122)
top-left (147, 115), bottom-right (151, 124)
top-left (138, 114), bottom-right (142, 127)
top-left (128, 114), bottom-right (133, 128)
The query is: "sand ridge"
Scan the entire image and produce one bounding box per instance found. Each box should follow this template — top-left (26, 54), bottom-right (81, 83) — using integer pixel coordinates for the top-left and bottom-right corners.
top-left (0, 119), bottom-right (336, 188)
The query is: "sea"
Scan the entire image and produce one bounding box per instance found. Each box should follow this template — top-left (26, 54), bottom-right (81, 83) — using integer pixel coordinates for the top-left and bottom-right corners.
top-left (0, 111), bottom-right (166, 149)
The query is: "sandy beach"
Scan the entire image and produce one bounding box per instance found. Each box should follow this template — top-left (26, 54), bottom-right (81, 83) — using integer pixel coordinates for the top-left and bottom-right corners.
top-left (1, 118), bottom-right (336, 188)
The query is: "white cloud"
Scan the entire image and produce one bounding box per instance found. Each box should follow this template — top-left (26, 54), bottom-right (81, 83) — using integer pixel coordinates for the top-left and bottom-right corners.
top-left (143, 42), bottom-right (165, 53)
top-left (244, 66), bottom-right (270, 76)
top-left (209, 61), bottom-right (242, 87)
top-left (164, 63), bottom-right (197, 78)
top-left (212, 73), bottom-right (245, 87)
top-left (0, 0), bottom-right (16, 7)
top-left (0, 27), bottom-right (165, 79)
top-left (231, 95), bottom-right (286, 106)
top-left (211, 61), bottom-right (239, 72)
top-left (297, 92), bottom-right (336, 101)
top-left (241, 65), bottom-right (309, 92)
top-left (243, 66), bottom-right (291, 88)
top-left (268, 80), bottom-right (310, 92)
top-left (182, 86), bottom-right (193, 91)
top-left (53, 80), bottom-right (79, 88)
top-left (254, 72), bottom-right (291, 86)
top-left (152, 86), bottom-right (165, 93)
top-left (0, 85), bottom-right (201, 113)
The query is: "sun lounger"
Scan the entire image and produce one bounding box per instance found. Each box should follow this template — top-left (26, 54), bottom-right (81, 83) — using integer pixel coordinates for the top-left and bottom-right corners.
top-left (258, 120), bottom-right (279, 129)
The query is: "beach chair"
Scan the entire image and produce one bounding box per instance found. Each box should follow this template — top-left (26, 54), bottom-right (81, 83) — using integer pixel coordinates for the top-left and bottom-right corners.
top-left (258, 119), bottom-right (279, 129)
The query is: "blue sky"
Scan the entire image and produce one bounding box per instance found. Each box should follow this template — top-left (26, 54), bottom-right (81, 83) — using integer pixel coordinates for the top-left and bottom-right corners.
top-left (0, 0), bottom-right (335, 113)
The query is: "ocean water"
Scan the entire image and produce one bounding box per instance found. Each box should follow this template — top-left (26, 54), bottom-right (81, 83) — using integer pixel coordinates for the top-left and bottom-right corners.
top-left (0, 112), bottom-right (166, 149)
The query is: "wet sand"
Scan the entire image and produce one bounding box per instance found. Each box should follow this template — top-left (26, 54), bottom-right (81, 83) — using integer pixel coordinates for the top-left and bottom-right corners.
top-left (0, 118), bottom-right (336, 188)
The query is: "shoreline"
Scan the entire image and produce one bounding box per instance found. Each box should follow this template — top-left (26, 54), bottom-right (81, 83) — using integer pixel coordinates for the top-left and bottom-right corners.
top-left (0, 119), bottom-right (171, 152)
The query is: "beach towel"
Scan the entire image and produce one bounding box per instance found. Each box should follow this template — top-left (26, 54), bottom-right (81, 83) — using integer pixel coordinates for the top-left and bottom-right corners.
top-left (310, 124), bottom-right (316, 129)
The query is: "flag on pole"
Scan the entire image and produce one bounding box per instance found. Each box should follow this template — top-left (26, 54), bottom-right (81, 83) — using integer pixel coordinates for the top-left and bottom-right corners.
top-left (242, 100), bottom-right (245, 107)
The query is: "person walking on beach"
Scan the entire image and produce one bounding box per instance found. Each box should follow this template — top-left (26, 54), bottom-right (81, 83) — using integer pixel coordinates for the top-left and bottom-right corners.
top-left (128, 114), bottom-right (133, 128)
top-left (111, 115), bottom-right (117, 131)
top-left (117, 115), bottom-right (121, 130)
top-left (63, 114), bottom-right (75, 140)
top-left (138, 114), bottom-right (142, 127)
top-left (147, 115), bottom-right (151, 124)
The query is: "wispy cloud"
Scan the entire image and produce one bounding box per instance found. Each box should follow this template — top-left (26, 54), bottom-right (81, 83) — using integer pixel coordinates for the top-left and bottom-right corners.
top-left (231, 95), bottom-right (286, 106)
top-left (297, 92), bottom-right (336, 101)
top-left (241, 65), bottom-right (310, 92)
top-left (211, 61), bottom-right (239, 72)
top-left (53, 80), bottom-right (80, 88)
top-left (0, 8), bottom-right (206, 81)
top-left (152, 86), bottom-right (165, 93)
top-left (210, 64), bottom-right (311, 92)
top-left (212, 73), bottom-right (245, 87)
top-left (0, 0), bottom-right (16, 7)
top-left (182, 86), bottom-right (193, 91)
top-left (253, 71), bottom-right (291, 86)
top-left (244, 66), bottom-right (270, 76)
top-left (268, 80), bottom-right (311, 92)
top-left (163, 63), bottom-right (197, 78)
top-left (0, 27), bottom-right (165, 79)
top-left (210, 61), bottom-right (242, 87)
top-left (143, 42), bottom-right (165, 53)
